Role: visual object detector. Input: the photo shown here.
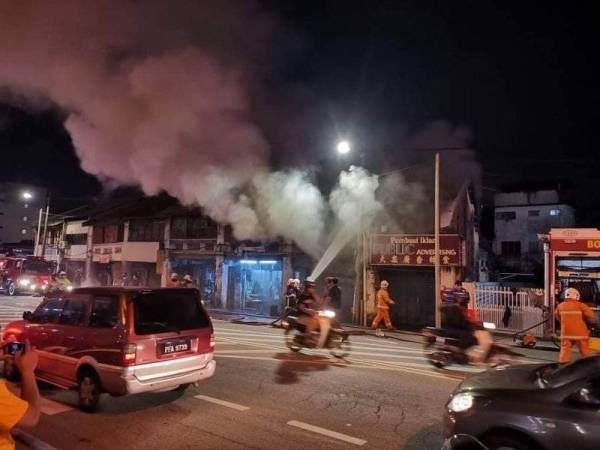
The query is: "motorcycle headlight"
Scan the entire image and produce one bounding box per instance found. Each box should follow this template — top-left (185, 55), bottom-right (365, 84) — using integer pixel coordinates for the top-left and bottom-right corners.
top-left (18, 279), bottom-right (31, 287)
top-left (66, 286), bottom-right (74, 292)
top-left (448, 393), bottom-right (474, 413)
top-left (319, 310), bottom-right (336, 318)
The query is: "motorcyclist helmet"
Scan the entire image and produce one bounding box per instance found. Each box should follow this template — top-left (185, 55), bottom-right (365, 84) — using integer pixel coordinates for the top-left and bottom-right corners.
top-left (59, 271), bottom-right (67, 277)
top-left (170, 272), bottom-right (179, 280)
top-left (183, 274), bottom-right (193, 282)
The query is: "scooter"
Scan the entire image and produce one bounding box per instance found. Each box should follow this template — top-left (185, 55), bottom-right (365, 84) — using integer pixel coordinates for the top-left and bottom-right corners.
top-left (423, 322), bottom-right (523, 368)
top-left (282, 309), bottom-right (351, 358)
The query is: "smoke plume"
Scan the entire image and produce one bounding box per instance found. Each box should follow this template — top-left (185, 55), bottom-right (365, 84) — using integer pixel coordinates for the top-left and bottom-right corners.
top-left (0, 1), bottom-right (478, 261)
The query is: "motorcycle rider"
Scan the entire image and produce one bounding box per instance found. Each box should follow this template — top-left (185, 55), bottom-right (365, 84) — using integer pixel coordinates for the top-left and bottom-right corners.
top-left (440, 295), bottom-right (492, 363)
top-left (48, 271), bottom-right (72, 293)
top-left (295, 280), bottom-right (321, 345)
top-left (556, 287), bottom-right (596, 363)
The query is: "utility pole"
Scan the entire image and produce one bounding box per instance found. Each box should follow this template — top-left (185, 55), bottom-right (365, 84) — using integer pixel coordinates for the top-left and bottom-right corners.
top-left (434, 152), bottom-right (441, 328)
top-left (40, 195), bottom-right (50, 259)
top-left (34, 208), bottom-right (43, 257)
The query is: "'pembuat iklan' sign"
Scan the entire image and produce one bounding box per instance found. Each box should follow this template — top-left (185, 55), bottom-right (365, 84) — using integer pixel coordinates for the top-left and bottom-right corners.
top-left (370, 234), bottom-right (462, 266)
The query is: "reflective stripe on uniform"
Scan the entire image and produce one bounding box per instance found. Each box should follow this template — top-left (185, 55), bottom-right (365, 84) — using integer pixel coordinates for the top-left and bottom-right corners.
top-left (560, 311), bottom-right (583, 315)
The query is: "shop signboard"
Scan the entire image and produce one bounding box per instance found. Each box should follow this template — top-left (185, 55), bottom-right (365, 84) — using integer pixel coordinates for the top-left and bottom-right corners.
top-left (370, 234), bottom-right (462, 267)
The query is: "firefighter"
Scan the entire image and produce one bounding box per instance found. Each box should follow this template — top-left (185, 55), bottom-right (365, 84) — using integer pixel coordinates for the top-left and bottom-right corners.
top-left (371, 280), bottom-right (395, 331)
top-left (555, 287), bottom-right (597, 363)
top-left (182, 274), bottom-right (195, 288)
top-left (167, 272), bottom-right (180, 288)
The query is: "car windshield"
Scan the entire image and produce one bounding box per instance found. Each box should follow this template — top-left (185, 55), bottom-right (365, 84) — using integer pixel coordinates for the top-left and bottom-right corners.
top-left (22, 260), bottom-right (53, 275)
top-left (133, 291), bottom-right (210, 335)
top-left (542, 356), bottom-right (600, 386)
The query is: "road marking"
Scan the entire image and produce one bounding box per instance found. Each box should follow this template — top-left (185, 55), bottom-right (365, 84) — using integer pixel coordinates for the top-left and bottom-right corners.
top-left (194, 395), bottom-right (250, 411)
top-left (287, 420), bottom-right (367, 446)
top-left (39, 397), bottom-right (74, 415)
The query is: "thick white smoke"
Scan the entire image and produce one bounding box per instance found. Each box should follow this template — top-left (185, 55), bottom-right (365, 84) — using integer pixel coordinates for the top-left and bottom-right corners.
top-left (0, 1), bottom-right (476, 264)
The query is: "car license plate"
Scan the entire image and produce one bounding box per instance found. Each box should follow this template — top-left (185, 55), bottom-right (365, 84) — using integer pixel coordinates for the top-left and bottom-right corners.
top-left (159, 338), bottom-right (191, 355)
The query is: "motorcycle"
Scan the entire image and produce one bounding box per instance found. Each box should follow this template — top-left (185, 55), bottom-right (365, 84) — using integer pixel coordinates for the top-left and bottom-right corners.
top-left (282, 309), bottom-right (351, 358)
top-left (423, 322), bottom-right (523, 368)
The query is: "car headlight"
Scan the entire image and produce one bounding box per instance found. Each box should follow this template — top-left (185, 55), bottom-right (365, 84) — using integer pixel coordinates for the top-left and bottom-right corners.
top-left (448, 393), bottom-right (474, 413)
top-left (66, 286), bottom-right (74, 292)
top-left (18, 279), bottom-right (31, 287)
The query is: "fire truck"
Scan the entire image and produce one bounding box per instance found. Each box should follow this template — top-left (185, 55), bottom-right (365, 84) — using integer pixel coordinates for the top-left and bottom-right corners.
top-left (540, 228), bottom-right (600, 349)
top-left (0, 256), bottom-right (55, 296)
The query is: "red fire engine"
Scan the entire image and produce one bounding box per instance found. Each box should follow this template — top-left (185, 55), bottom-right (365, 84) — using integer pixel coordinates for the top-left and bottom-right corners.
top-left (540, 228), bottom-right (600, 350)
top-left (0, 256), bottom-right (54, 296)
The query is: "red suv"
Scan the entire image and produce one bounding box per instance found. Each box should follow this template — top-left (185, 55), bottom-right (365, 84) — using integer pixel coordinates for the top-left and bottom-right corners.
top-left (2, 287), bottom-right (215, 411)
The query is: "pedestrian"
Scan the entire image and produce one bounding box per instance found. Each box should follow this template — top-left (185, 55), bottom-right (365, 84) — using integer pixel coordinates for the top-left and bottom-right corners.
top-left (167, 272), bottom-right (180, 288)
top-left (121, 272), bottom-right (129, 287)
top-left (323, 276), bottom-right (342, 316)
top-left (285, 278), bottom-right (300, 308)
top-left (131, 272), bottom-right (140, 287)
top-left (182, 274), bottom-right (195, 288)
top-left (0, 341), bottom-right (41, 450)
top-left (555, 287), bottom-right (597, 363)
top-left (371, 280), bottom-right (395, 331)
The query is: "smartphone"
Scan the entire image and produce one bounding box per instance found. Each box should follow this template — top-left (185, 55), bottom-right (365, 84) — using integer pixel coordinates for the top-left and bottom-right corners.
top-left (5, 342), bottom-right (25, 355)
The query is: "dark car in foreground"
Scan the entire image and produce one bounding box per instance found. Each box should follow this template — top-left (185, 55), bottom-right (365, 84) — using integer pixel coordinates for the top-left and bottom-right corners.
top-left (444, 356), bottom-right (600, 450)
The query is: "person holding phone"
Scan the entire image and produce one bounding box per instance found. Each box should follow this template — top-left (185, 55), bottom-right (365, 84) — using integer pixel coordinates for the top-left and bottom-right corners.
top-left (0, 341), bottom-right (41, 450)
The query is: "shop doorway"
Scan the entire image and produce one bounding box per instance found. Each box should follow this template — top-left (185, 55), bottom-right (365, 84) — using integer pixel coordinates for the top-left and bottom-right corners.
top-left (223, 259), bottom-right (283, 316)
top-left (378, 268), bottom-right (435, 329)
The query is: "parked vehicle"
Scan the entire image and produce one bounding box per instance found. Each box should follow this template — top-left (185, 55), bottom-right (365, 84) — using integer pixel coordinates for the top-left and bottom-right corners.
top-left (443, 356), bottom-right (600, 450)
top-left (2, 287), bottom-right (215, 412)
top-left (423, 324), bottom-right (523, 368)
top-left (0, 256), bottom-right (54, 296)
top-left (282, 309), bottom-right (351, 358)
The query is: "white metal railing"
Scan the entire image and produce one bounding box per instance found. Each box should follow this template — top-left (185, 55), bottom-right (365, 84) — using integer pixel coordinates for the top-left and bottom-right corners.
top-left (474, 284), bottom-right (546, 336)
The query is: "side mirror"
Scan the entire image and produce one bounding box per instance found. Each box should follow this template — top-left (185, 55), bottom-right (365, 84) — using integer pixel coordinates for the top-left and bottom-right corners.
top-left (22, 311), bottom-right (32, 321)
top-left (569, 388), bottom-right (600, 408)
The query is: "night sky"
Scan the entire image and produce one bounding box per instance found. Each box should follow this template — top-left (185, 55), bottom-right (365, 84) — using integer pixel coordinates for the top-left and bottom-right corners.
top-left (0, 1), bottom-right (597, 218)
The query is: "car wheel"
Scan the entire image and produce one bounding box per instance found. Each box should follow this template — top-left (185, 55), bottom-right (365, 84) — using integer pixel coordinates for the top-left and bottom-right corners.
top-left (78, 370), bottom-right (101, 413)
top-left (483, 432), bottom-right (538, 450)
top-left (7, 282), bottom-right (16, 296)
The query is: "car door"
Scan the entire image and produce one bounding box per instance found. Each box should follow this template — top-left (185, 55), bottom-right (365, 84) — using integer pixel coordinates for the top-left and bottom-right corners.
top-left (87, 294), bottom-right (124, 368)
top-left (27, 297), bottom-right (66, 375)
top-left (55, 294), bottom-right (91, 384)
top-left (565, 376), bottom-right (600, 449)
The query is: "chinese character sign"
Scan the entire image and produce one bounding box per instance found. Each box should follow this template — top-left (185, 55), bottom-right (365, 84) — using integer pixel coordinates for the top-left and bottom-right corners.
top-left (370, 234), bottom-right (462, 266)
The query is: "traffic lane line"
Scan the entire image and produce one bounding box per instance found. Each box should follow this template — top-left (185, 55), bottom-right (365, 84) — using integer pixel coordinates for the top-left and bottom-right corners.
top-left (39, 396), bottom-right (74, 415)
top-left (194, 394), bottom-right (250, 411)
top-left (287, 420), bottom-right (367, 446)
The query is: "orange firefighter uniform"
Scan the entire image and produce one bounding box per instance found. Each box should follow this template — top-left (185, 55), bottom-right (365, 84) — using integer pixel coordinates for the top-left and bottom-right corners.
top-left (555, 288), bottom-right (596, 363)
top-left (371, 282), bottom-right (395, 330)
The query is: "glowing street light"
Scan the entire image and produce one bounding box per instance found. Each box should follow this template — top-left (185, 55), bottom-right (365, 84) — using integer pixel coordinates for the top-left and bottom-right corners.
top-left (22, 191), bottom-right (33, 200)
top-left (336, 140), bottom-right (351, 154)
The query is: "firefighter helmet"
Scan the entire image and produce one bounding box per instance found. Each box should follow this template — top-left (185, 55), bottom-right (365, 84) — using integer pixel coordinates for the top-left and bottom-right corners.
top-left (564, 287), bottom-right (581, 300)
top-left (380, 280), bottom-right (389, 288)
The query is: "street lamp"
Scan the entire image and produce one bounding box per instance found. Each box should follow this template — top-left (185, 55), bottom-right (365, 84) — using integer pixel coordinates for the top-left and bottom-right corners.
top-left (22, 191), bottom-right (33, 200)
top-left (336, 140), bottom-right (351, 155)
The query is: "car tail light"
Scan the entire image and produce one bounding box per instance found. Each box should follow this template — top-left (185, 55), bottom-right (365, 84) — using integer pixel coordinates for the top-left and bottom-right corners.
top-left (209, 333), bottom-right (215, 348)
top-left (122, 343), bottom-right (137, 365)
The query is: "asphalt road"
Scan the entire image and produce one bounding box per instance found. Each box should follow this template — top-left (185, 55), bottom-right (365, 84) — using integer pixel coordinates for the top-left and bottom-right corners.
top-left (0, 295), bottom-right (558, 450)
